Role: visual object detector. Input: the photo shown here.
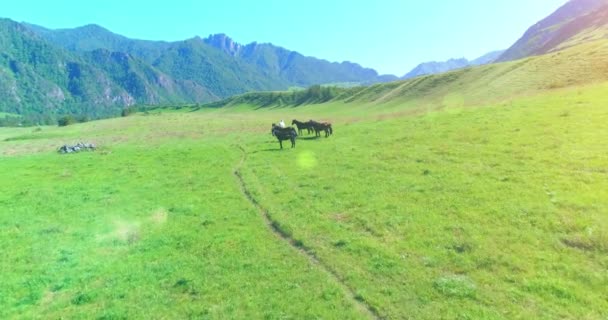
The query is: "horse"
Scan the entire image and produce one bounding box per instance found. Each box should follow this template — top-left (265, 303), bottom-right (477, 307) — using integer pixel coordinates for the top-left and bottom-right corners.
top-left (271, 124), bottom-right (298, 149)
top-left (291, 119), bottom-right (315, 135)
top-left (310, 120), bottom-right (333, 138)
top-left (271, 123), bottom-right (277, 136)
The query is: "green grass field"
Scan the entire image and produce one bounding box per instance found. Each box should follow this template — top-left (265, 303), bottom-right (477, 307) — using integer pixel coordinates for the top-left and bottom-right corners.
top-left (0, 123), bottom-right (367, 319)
top-left (1, 55), bottom-right (607, 318)
top-left (237, 84), bottom-right (608, 319)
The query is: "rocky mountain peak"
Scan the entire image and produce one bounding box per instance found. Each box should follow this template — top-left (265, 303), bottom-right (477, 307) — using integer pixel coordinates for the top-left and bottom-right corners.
top-left (203, 33), bottom-right (242, 56)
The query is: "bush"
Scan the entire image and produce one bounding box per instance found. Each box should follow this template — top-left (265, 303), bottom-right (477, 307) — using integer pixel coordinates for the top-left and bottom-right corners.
top-left (76, 114), bottom-right (90, 123)
top-left (121, 107), bottom-right (138, 117)
top-left (58, 115), bottom-right (77, 127)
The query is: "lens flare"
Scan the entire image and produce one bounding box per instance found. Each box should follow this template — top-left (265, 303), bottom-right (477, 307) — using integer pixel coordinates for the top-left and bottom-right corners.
top-left (297, 150), bottom-right (318, 169)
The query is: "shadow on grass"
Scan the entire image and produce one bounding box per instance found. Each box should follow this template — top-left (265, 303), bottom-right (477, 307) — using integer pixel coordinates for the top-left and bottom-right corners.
top-left (298, 137), bottom-right (320, 141)
top-left (259, 148), bottom-right (287, 152)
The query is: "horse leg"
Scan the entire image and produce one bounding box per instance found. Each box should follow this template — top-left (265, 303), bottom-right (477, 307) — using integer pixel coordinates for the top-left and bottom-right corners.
top-left (279, 139), bottom-right (283, 149)
top-left (291, 137), bottom-right (295, 148)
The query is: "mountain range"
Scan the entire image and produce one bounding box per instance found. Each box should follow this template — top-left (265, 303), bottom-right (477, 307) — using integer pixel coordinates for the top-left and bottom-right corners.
top-left (0, 20), bottom-right (397, 118)
top-left (401, 50), bottom-right (505, 79)
top-left (1, 0), bottom-right (607, 120)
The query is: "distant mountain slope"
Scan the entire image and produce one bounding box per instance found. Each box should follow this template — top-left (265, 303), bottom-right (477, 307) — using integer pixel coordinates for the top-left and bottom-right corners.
top-left (24, 23), bottom-right (172, 62)
top-left (233, 41), bottom-right (397, 86)
top-left (151, 38), bottom-right (288, 98)
top-left (536, 4), bottom-right (608, 52)
top-left (470, 50), bottom-right (506, 65)
top-left (0, 19), bottom-right (135, 115)
top-left (0, 18), bottom-right (220, 117)
top-left (402, 50), bottom-right (504, 79)
top-left (25, 23), bottom-right (397, 94)
top-left (402, 58), bottom-right (470, 79)
top-left (498, 0), bottom-right (608, 61)
top-left (83, 49), bottom-right (215, 104)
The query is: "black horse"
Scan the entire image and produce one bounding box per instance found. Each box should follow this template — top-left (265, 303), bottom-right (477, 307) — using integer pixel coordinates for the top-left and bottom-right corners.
top-left (292, 119), bottom-right (315, 135)
top-left (310, 120), bottom-right (333, 138)
top-left (271, 124), bottom-right (298, 149)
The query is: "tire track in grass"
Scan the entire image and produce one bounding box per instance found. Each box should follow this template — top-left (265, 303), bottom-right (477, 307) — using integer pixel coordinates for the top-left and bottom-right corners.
top-left (233, 145), bottom-right (382, 320)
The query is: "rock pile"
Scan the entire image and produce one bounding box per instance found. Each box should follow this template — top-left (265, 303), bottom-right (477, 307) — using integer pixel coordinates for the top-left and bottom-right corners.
top-left (58, 142), bottom-right (96, 154)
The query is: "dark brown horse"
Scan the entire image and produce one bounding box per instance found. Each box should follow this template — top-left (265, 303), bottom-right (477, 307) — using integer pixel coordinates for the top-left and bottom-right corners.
top-left (310, 120), bottom-right (333, 138)
top-left (292, 119), bottom-right (315, 135)
top-left (271, 124), bottom-right (298, 149)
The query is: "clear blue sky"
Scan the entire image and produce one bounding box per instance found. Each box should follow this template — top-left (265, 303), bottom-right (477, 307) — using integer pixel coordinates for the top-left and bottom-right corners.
top-left (3, 0), bottom-right (567, 75)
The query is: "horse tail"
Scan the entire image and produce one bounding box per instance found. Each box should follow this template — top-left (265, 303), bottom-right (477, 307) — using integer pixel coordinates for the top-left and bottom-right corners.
top-left (329, 125), bottom-right (333, 135)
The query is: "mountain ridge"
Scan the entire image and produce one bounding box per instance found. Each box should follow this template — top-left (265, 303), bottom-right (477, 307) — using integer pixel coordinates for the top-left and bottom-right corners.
top-left (497, 0), bottom-right (608, 61)
top-left (401, 50), bottom-right (505, 79)
top-left (27, 24), bottom-right (398, 85)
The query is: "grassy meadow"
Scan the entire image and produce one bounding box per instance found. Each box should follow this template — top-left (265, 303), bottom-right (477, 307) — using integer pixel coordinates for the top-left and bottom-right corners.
top-left (1, 66), bottom-right (607, 318)
top-left (238, 84), bottom-right (608, 319)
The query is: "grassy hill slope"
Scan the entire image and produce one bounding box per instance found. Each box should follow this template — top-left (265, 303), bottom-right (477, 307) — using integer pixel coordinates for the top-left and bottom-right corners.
top-left (213, 38), bottom-right (608, 114)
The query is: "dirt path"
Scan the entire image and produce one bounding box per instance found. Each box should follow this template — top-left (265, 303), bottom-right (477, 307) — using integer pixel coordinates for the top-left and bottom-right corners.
top-left (233, 145), bottom-right (382, 320)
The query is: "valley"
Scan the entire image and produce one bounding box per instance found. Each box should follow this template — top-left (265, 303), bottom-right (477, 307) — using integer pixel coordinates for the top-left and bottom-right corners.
top-left (1, 0), bottom-right (607, 318)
